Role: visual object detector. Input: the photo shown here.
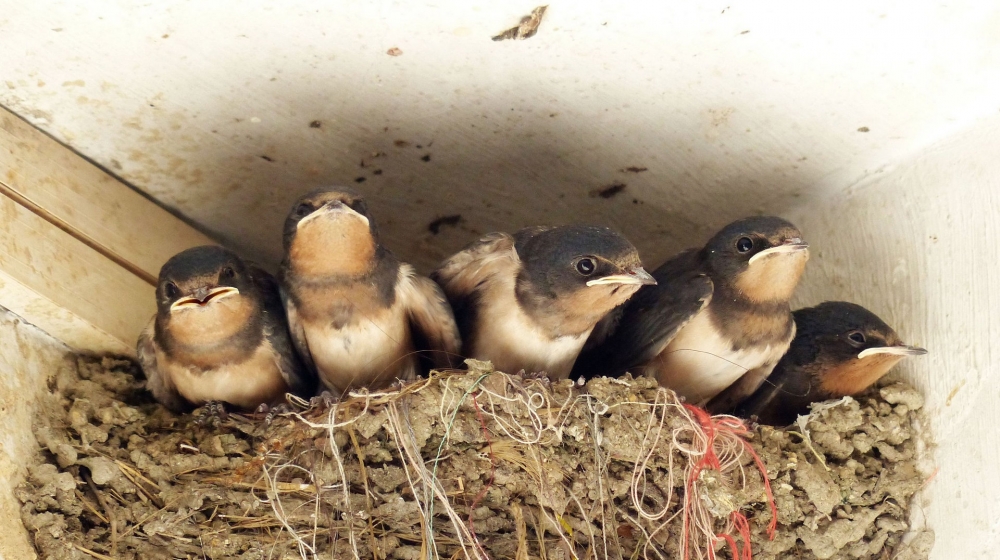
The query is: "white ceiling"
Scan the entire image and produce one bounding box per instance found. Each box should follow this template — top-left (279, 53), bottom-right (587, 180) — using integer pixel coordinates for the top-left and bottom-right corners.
top-left (2, 1), bottom-right (999, 272)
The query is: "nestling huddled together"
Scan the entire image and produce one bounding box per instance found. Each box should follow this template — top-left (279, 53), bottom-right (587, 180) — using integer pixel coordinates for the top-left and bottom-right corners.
top-left (137, 186), bottom-right (926, 426)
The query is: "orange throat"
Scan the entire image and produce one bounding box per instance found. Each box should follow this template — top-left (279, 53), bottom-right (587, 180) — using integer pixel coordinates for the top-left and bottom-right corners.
top-left (289, 217), bottom-right (376, 279)
top-left (819, 354), bottom-right (906, 396)
top-left (735, 250), bottom-right (809, 303)
top-left (164, 295), bottom-right (255, 366)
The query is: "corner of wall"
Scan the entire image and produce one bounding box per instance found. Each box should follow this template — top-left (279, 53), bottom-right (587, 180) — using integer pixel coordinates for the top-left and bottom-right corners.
top-left (0, 307), bottom-right (74, 560)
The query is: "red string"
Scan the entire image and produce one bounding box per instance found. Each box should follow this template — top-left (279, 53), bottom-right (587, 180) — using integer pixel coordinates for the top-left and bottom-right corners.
top-left (718, 534), bottom-right (739, 560)
top-left (742, 440), bottom-right (778, 539)
top-left (681, 404), bottom-right (778, 560)
top-left (684, 404), bottom-right (722, 471)
top-left (682, 404), bottom-right (721, 560)
top-left (723, 511), bottom-right (753, 560)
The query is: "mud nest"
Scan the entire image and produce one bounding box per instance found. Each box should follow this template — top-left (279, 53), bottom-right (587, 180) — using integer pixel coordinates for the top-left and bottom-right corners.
top-left (17, 356), bottom-right (934, 560)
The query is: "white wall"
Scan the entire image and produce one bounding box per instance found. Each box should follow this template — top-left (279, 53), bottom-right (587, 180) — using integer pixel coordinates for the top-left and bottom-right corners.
top-left (790, 115), bottom-right (1000, 557)
top-left (1, 2), bottom-right (1000, 558)
top-left (0, 309), bottom-right (73, 560)
top-left (2, 1), bottom-right (999, 271)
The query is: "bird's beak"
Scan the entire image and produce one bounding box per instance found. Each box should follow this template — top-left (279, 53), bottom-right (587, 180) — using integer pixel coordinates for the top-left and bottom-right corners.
top-left (748, 237), bottom-right (809, 265)
top-left (857, 345), bottom-right (928, 359)
top-left (586, 266), bottom-right (657, 287)
top-left (170, 286), bottom-right (240, 311)
top-left (297, 201), bottom-right (370, 230)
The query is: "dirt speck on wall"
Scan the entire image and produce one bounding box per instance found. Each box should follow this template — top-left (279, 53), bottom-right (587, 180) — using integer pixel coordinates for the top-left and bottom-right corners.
top-left (16, 357), bottom-right (932, 559)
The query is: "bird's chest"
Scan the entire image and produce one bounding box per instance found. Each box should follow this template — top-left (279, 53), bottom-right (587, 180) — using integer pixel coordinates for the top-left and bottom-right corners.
top-left (301, 299), bottom-right (414, 391)
top-left (162, 341), bottom-right (289, 410)
top-left (294, 282), bottom-right (388, 328)
top-left (649, 309), bottom-right (791, 404)
top-left (470, 285), bottom-right (589, 379)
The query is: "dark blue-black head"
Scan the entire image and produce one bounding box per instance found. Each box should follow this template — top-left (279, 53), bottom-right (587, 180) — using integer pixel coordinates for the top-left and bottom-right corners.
top-left (703, 215), bottom-right (809, 302)
top-left (157, 245), bottom-right (256, 314)
top-left (792, 301), bottom-right (927, 396)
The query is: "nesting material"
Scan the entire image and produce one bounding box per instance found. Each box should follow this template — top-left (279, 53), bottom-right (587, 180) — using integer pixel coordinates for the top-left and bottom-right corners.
top-left (17, 357), bottom-right (932, 560)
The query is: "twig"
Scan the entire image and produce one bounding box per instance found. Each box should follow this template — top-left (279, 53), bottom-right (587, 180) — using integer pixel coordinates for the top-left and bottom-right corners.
top-left (786, 431), bottom-right (830, 472)
top-left (72, 543), bottom-right (115, 560)
top-left (81, 468), bottom-right (118, 557)
top-left (74, 489), bottom-right (109, 524)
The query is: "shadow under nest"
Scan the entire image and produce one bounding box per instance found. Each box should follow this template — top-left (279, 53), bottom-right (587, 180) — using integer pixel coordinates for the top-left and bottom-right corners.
top-left (17, 356), bottom-right (933, 560)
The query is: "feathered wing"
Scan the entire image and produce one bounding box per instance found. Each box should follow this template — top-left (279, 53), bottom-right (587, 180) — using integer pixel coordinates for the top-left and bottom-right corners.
top-left (706, 364), bottom-right (776, 414)
top-left (430, 231), bottom-right (519, 341)
top-left (730, 357), bottom-right (823, 426)
top-left (136, 317), bottom-right (189, 412)
top-left (279, 289), bottom-right (317, 376)
top-left (250, 265), bottom-right (316, 397)
top-left (731, 313), bottom-right (825, 424)
top-left (729, 367), bottom-right (791, 421)
top-left (399, 265), bottom-right (463, 370)
top-left (573, 249), bottom-right (713, 379)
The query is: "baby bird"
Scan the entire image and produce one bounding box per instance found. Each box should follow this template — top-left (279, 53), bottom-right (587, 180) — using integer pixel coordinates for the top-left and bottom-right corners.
top-left (137, 245), bottom-right (312, 412)
top-left (574, 216), bottom-right (809, 409)
top-left (280, 187), bottom-right (461, 395)
top-left (732, 301), bottom-right (927, 425)
top-left (431, 225), bottom-right (655, 379)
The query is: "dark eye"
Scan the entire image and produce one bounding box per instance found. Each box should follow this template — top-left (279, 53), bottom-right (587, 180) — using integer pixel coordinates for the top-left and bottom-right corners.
top-left (848, 331), bottom-right (866, 345)
top-left (221, 266), bottom-right (235, 279)
top-left (736, 237), bottom-right (754, 253)
top-left (164, 282), bottom-right (180, 299)
top-left (295, 202), bottom-right (312, 216)
top-left (576, 258), bottom-right (597, 276)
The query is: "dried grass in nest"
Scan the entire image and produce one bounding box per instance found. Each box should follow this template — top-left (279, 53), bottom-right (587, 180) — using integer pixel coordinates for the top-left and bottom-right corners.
top-left (17, 357), bottom-right (933, 560)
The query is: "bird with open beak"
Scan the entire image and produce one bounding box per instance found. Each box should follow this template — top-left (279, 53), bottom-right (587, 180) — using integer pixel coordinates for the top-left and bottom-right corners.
top-left (574, 216), bottom-right (810, 409)
top-left (137, 246), bottom-right (313, 412)
top-left (280, 187), bottom-right (461, 395)
top-left (731, 301), bottom-right (927, 425)
top-left (431, 225), bottom-right (656, 380)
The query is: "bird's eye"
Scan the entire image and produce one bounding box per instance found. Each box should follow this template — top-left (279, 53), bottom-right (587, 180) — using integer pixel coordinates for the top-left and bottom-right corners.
top-left (736, 237), bottom-right (754, 253)
top-left (576, 258), bottom-right (597, 276)
top-left (848, 331), bottom-right (866, 345)
top-left (295, 202), bottom-right (312, 216)
top-left (165, 282), bottom-right (180, 299)
top-left (221, 266), bottom-right (235, 279)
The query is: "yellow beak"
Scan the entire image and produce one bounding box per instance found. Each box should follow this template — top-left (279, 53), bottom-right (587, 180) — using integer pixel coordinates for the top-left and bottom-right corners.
top-left (748, 238), bottom-right (809, 265)
top-left (857, 345), bottom-right (928, 359)
top-left (586, 267), bottom-right (657, 287)
top-left (170, 286), bottom-right (240, 311)
top-left (297, 201), bottom-right (370, 230)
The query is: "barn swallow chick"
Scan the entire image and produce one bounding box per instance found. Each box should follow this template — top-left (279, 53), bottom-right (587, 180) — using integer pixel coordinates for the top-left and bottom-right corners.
top-left (732, 301), bottom-right (927, 425)
top-left (137, 246), bottom-right (313, 413)
top-left (573, 216), bottom-right (809, 408)
top-left (431, 225), bottom-right (655, 380)
top-left (280, 188), bottom-right (461, 395)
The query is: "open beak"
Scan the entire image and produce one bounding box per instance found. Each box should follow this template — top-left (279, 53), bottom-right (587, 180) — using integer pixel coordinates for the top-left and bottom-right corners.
top-left (748, 237), bottom-right (809, 265)
top-left (858, 345), bottom-right (928, 359)
top-left (170, 286), bottom-right (240, 311)
top-left (297, 201), bottom-right (370, 230)
top-left (586, 266), bottom-right (657, 287)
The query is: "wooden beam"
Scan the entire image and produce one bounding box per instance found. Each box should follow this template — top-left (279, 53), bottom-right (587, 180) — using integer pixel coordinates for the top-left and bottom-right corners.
top-left (0, 107), bottom-right (214, 281)
top-left (0, 107), bottom-right (215, 354)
